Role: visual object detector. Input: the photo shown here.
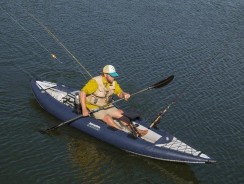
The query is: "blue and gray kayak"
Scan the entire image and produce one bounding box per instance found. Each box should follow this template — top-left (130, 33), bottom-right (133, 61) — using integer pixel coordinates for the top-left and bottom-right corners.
top-left (31, 79), bottom-right (216, 164)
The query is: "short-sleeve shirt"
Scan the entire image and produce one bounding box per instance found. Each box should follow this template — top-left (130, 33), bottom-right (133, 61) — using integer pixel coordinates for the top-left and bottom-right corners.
top-left (82, 76), bottom-right (123, 110)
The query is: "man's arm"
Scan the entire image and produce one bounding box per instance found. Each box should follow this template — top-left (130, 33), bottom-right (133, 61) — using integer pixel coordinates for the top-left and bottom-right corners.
top-left (114, 81), bottom-right (131, 101)
top-left (80, 91), bottom-right (90, 116)
top-left (79, 79), bottom-right (98, 116)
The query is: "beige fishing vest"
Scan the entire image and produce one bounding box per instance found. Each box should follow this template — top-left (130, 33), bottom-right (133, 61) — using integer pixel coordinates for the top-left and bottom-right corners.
top-left (86, 76), bottom-right (115, 107)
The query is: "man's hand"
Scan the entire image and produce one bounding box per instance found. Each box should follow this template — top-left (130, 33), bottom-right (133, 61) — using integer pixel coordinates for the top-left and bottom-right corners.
top-left (121, 92), bottom-right (130, 101)
top-left (82, 109), bottom-right (90, 117)
top-left (124, 93), bottom-right (130, 101)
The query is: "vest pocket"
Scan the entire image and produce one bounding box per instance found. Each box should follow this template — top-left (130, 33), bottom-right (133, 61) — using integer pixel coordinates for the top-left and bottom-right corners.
top-left (88, 95), bottom-right (107, 107)
top-left (90, 96), bottom-right (98, 104)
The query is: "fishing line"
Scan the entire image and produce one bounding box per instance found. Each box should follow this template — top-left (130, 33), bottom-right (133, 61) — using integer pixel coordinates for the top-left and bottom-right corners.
top-left (17, 4), bottom-right (93, 79)
top-left (0, 5), bottom-right (62, 64)
top-left (13, 63), bottom-right (34, 79)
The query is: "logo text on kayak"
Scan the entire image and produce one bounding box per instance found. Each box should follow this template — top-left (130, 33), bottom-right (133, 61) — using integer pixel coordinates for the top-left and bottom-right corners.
top-left (87, 122), bottom-right (100, 131)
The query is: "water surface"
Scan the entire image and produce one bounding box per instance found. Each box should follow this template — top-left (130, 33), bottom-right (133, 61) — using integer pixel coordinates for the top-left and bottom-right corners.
top-left (0, 0), bottom-right (243, 183)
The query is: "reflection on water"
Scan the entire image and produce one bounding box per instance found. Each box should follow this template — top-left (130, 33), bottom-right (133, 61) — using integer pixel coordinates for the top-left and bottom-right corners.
top-left (66, 132), bottom-right (199, 184)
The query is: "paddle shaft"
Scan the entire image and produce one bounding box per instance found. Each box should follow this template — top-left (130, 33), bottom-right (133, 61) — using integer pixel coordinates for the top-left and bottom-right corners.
top-left (40, 107), bottom-right (99, 133)
top-left (45, 115), bottom-right (83, 132)
top-left (107, 86), bottom-right (154, 104)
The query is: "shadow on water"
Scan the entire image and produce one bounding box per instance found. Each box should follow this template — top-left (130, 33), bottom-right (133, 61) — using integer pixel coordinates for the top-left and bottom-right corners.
top-left (64, 129), bottom-right (199, 184)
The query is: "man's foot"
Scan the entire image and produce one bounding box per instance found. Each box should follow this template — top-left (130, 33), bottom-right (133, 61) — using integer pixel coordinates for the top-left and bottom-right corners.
top-left (137, 129), bottom-right (148, 137)
top-left (125, 124), bottom-right (148, 137)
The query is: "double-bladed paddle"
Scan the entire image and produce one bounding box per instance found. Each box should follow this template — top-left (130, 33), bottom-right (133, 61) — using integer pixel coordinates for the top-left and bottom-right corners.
top-left (39, 75), bottom-right (174, 134)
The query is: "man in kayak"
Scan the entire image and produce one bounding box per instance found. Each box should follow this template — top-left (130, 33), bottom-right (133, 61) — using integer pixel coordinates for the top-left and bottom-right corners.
top-left (80, 65), bottom-right (148, 136)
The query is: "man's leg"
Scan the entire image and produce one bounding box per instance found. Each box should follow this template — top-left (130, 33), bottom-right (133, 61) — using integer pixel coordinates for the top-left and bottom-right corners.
top-left (109, 108), bottom-right (148, 136)
top-left (102, 114), bottom-right (121, 129)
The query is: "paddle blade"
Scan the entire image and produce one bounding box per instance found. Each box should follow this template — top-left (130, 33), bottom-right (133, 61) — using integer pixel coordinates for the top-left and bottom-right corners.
top-left (39, 127), bottom-right (57, 134)
top-left (152, 75), bottom-right (174, 88)
top-left (39, 130), bottom-right (48, 134)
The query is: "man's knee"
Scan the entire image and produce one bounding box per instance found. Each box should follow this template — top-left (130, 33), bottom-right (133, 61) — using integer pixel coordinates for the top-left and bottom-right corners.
top-left (103, 114), bottom-right (112, 122)
top-left (117, 109), bottom-right (124, 114)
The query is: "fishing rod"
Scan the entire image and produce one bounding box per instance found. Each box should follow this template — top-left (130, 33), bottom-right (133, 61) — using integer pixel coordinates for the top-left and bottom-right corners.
top-left (149, 72), bottom-right (204, 129)
top-left (2, 4), bottom-right (93, 79)
top-left (0, 5), bottom-right (62, 64)
top-left (21, 7), bottom-right (93, 78)
top-left (149, 51), bottom-right (221, 129)
top-left (148, 77), bottom-right (192, 129)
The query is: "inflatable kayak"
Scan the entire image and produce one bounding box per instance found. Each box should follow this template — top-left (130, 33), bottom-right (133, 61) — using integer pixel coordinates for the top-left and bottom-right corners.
top-left (31, 79), bottom-right (216, 164)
